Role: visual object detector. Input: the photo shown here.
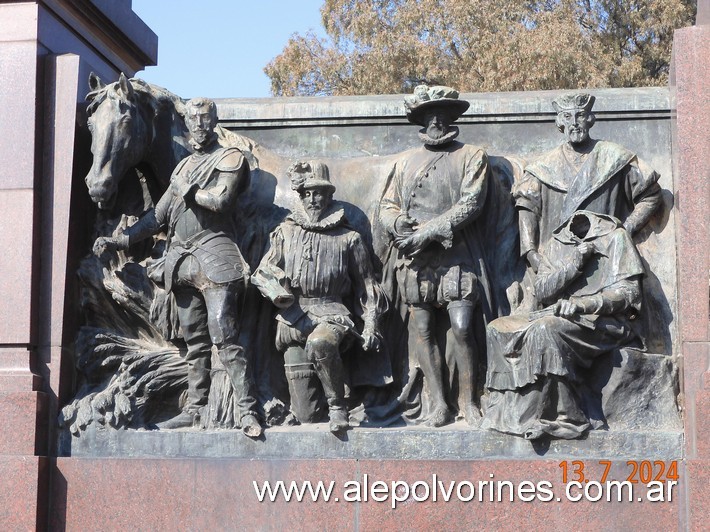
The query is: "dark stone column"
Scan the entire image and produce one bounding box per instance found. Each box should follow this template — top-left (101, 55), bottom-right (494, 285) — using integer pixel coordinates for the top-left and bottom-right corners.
top-left (0, 1), bottom-right (156, 529)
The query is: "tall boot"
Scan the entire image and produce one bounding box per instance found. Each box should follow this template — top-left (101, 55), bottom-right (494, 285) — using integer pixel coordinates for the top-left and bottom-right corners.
top-left (306, 336), bottom-right (348, 433)
top-left (218, 344), bottom-right (262, 437)
top-left (158, 346), bottom-right (209, 430)
top-left (284, 346), bottom-right (326, 423)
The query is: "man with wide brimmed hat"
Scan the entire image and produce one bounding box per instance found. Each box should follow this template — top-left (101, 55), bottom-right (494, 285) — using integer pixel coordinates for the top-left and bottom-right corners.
top-left (253, 160), bottom-right (387, 433)
top-left (514, 92), bottom-right (661, 274)
top-left (379, 85), bottom-right (492, 427)
top-left (404, 85), bottom-right (471, 143)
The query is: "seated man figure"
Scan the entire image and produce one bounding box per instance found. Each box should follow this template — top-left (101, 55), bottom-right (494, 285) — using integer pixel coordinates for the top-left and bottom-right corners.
top-left (252, 161), bottom-right (386, 433)
top-left (481, 211), bottom-right (646, 440)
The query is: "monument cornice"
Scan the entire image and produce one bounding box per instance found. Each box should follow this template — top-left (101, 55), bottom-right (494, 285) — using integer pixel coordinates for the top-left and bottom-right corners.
top-left (2, 0), bottom-right (158, 74)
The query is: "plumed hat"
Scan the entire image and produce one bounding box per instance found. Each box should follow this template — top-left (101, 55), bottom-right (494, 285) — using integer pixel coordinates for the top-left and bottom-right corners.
top-left (404, 85), bottom-right (470, 126)
top-left (552, 93), bottom-right (595, 113)
top-left (288, 160), bottom-right (335, 193)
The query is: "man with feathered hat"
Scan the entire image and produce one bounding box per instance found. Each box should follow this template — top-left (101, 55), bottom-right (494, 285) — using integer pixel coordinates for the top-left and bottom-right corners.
top-left (379, 85), bottom-right (492, 427)
top-left (252, 161), bottom-right (387, 433)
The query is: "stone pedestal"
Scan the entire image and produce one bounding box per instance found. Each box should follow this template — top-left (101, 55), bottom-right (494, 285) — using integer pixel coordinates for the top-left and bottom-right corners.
top-left (51, 458), bottom-right (683, 530)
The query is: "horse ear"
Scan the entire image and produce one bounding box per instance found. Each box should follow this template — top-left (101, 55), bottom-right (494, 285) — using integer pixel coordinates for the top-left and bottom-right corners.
top-left (88, 72), bottom-right (104, 91)
top-left (118, 72), bottom-right (135, 100)
top-left (175, 98), bottom-right (187, 118)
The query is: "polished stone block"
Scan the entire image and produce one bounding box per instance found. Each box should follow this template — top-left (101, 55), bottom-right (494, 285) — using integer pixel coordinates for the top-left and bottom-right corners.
top-left (0, 456), bottom-right (48, 531)
top-left (0, 189), bottom-right (35, 345)
top-left (52, 457), bottom-right (681, 530)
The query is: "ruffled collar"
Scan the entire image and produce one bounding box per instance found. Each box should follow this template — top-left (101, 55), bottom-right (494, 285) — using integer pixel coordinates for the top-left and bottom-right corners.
top-left (418, 126), bottom-right (459, 146)
top-left (288, 202), bottom-right (346, 231)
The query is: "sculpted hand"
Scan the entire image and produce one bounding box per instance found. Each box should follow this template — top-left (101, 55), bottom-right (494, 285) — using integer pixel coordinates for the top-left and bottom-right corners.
top-left (93, 235), bottom-right (128, 257)
top-left (526, 250), bottom-right (542, 273)
top-left (361, 329), bottom-right (381, 352)
top-left (576, 241), bottom-right (595, 259)
top-left (180, 182), bottom-right (198, 200)
top-left (273, 293), bottom-right (295, 309)
top-left (394, 215), bottom-right (418, 236)
top-left (571, 241), bottom-right (595, 270)
top-left (395, 228), bottom-right (431, 256)
top-left (173, 177), bottom-right (197, 200)
top-left (553, 299), bottom-right (580, 318)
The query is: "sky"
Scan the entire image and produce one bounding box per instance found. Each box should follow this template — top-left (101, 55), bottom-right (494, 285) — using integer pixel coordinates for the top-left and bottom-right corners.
top-left (131, 0), bottom-right (327, 98)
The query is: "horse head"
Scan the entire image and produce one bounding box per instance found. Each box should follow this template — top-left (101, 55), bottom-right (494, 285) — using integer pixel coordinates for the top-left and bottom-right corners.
top-left (85, 73), bottom-right (153, 210)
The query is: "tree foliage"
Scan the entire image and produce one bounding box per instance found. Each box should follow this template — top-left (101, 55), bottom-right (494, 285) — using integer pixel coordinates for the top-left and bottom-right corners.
top-left (265, 0), bottom-right (696, 96)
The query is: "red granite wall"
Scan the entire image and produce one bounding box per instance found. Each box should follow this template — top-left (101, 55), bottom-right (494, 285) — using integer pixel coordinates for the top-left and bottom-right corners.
top-left (51, 458), bottom-right (683, 530)
top-left (671, 1), bottom-right (710, 528)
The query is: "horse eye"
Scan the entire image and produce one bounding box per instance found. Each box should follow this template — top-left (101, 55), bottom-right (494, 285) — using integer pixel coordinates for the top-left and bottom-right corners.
top-left (120, 114), bottom-right (132, 125)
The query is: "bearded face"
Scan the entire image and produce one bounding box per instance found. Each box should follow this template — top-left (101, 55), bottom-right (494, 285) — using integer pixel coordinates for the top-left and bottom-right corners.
top-left (557, 109), bottom-right (594, 145)
top-left (424, 110), bottom-right (452, 140)
top-left (186, 105), bottom-right (217, 147)
top-left (300, 187), bottom-right (332, 221)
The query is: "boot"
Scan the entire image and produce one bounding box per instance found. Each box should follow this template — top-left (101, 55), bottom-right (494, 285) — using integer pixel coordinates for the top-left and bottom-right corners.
top-left (309, 345), bottom-right (348, 430)
top-left (426, 406), bottom-right (451, 428)
top-left (329, 408), bottom-right (349, 433)
top-left (285, 345), bottom-right (327, 423)
top-left (463, 403), bottom-right (482, 426)
top-left (241, 413), bottom-right (263, 438)
top-left (218, 344), bottom-right (260, 421)
top-left (157, 411), bottom-right (196, 430)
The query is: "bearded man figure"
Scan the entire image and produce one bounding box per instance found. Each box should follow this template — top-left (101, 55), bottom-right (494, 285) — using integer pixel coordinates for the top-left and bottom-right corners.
top-left (379, 85), bottom-right (493, 427)
top-left (515, 93), bottom-right (661, 274)
top-left (93, 97), bottom-right (262, 437)
top-left (252, 161), bottom-right (387, 433)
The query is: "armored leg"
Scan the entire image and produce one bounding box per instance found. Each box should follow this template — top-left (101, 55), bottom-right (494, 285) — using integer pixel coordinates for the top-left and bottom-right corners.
top-left (203, 284), bottom-right (262, 436)
top-left (174, 286), bottom-right (212, 417)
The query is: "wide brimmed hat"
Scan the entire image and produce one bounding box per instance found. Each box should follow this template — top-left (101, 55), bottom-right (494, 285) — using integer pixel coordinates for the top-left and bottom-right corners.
top-left (552, 93), bottom-right (595, 113)
top-left (288, 160), bottom-right (335, 193)
top-left (404, 85), bottom-right (470, 126)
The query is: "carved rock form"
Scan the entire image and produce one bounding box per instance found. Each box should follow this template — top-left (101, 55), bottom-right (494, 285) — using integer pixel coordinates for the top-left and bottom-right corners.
top-left (589, 349), bottom-right (680, 431)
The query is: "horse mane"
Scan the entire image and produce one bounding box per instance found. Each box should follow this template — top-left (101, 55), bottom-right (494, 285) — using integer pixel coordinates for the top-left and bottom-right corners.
top-left (86, 77), bottom-right (186, 118)
top-left (85, 76), bottom-right (259, 170)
